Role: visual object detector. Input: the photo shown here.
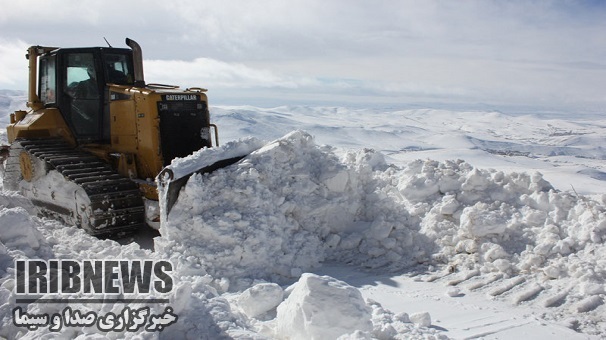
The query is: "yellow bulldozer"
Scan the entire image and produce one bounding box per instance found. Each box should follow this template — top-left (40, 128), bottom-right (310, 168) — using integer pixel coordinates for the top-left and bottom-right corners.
top-left (3, 38), bottom-right (247, 236)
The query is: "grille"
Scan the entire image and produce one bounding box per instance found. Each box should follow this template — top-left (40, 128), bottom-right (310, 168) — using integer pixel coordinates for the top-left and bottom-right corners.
top-left (157, 98), bottom-right (212, 165)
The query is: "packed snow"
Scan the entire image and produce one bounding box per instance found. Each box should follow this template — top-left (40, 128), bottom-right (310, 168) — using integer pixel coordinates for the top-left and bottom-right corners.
top-left (1, 90), bottom-right (605, 339)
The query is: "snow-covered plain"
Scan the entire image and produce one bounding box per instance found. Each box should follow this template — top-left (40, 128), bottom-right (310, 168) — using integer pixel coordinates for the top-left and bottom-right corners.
top-left (0, 89), bottom-right (605, 339)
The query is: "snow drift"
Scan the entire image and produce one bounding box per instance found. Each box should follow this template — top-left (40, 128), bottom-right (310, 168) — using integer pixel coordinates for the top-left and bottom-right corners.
top-left (158, 131), bottom-right (606, 286)
top-left (154, 128), bottom-right (606, 335)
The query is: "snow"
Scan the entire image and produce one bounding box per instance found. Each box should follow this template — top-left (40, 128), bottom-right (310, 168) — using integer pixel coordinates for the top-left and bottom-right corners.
top-left (1, 90), bottom-right (606, 338)
top-left (236, 283), bottom-right (283, 319)
top-left (409, 312), bottom-right (431, 328)
top-left (274, 273), bottom-right (372, 340)
top-left (164, 137), bottom-right (266, 180)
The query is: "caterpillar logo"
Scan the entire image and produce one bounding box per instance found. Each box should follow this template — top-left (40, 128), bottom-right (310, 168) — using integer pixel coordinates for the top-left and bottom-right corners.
top-left (164, 94), bottom-right (198, 101)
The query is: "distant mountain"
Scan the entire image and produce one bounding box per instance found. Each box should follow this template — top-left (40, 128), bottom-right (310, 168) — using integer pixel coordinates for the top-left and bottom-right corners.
top-left (0, 88), bottom-right (26, 97)
top-left (0, 89), bottom-right (27, 123)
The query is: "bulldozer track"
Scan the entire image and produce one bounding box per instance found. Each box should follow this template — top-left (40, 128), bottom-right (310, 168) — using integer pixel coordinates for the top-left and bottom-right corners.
top-left (4, 138), bottom-right (145, 237)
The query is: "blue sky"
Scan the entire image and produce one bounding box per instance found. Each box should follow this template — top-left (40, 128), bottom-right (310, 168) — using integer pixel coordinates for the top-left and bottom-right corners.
top-left (1, 0), bottom-right (605, 111)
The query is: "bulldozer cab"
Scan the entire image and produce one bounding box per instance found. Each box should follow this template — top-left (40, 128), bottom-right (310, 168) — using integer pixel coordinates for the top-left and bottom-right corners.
top-left (38, 47), bottom-right (135, 144)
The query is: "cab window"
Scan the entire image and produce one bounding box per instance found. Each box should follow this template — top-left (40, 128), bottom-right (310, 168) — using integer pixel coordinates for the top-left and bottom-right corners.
top-left (63, 52), bottom-right (101, 139)
top-left (39, 56), bottom-right (56, 104)
top-left (103, 53), bottom-right (134, 85)
top-left (66, 53), bottom-right (99, 99)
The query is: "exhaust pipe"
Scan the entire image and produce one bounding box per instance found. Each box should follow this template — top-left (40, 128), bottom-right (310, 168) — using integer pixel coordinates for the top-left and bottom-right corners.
top-left (125, 38), bottom-right (145, 87)
top-left (26, 46), bottom-right (41, 108)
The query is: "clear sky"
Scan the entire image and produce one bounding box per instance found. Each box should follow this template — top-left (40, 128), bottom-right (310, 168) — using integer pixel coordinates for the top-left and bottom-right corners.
top-left (1, 0), bottom-right (605, 111)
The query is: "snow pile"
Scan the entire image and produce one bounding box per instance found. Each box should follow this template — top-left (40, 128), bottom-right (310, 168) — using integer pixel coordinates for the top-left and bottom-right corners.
top-left (366, 301), bottom-right (447, 340)
top-left (275, 273), bottom-right (372, 339)
top-left (233, 274), bottom-right (448, 340)
top-left (236, 283), bottom-right (283, 319)
top-left (157, 130), bottom-right (409, 281)
top-left (160, 130), bottom-right (605, 283)
top-left (409, 160), bottom-right (606, 283)
top-left (157, 129), bottom-right (606, 334)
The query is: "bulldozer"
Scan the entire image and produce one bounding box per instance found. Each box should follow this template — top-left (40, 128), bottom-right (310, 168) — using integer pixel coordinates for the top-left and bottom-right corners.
top-left (3, 38), bottom-right (248, 236)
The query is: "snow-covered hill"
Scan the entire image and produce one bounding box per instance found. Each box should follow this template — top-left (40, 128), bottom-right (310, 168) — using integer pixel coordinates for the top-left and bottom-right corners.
top-left (212, 105), bottom-right (606, 196)
top-left (0, 92), bottom-right (605, 339)
top-left (0, 90), bottom-right (25, 144)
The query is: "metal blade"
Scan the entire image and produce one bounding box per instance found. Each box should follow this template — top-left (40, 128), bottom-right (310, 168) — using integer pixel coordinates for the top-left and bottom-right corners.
top-left (160, 155), bottom-right (247, 216)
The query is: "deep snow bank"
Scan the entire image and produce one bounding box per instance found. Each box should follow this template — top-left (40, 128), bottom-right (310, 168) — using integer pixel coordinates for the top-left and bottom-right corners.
top-left (155, 129), bottom-right (606, 335)
top-left (158, 130), bottom-right (606, 290)
top-left (157, 130), bottom-right (414, 282)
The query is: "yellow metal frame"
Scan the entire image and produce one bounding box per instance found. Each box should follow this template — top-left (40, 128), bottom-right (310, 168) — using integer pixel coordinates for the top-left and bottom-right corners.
top-left (7, 108), bottom-right (75, 144)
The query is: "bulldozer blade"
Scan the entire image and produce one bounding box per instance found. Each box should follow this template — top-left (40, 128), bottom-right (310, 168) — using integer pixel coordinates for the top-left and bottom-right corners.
top-left (159, 155), bottom-right (247, 216)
